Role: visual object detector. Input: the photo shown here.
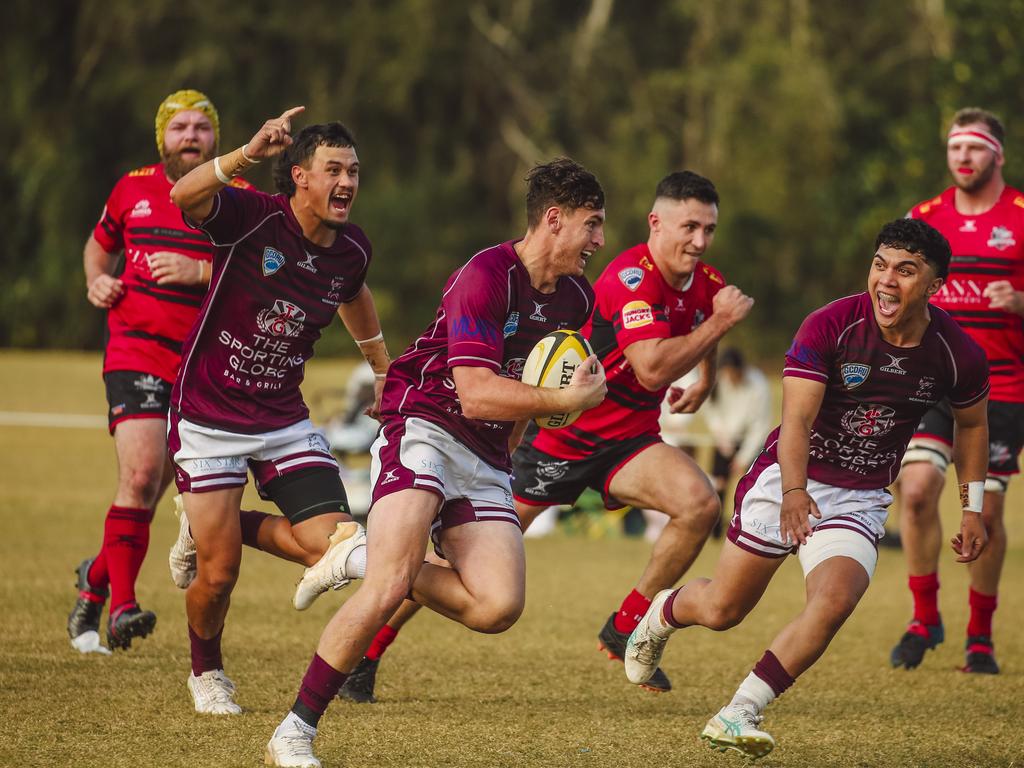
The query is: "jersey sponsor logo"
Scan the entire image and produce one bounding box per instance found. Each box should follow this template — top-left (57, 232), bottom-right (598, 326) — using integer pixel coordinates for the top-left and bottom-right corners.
top-left (959, 219), bottom-right (977, 233)
top-left (450, 316), bottom-right (500, 344)
top-left (323, 276), bottom-right (345, 306)
top-left (910, 376), bottom-right (937, 403)
top-left (307, 433), bottom-right (330, 453)
top-left (297, 250), bottom-right (319, 273)
top-left (841, 363), bottom-right (871, 389)
top-left (987, 226), bottom-right (1016, 251)
top-left (639, 255), bottom-right (655, 271)
top-left (130, 199), bottom-right (152, 218)
top-left (262, 247), bottom-right (286, 276)
top-left (381, 469), bottom-right (399, 485)
top-left (841, 404), bottom-right (896, 438)
top-left (618, 267), bottom-right (644, 291)
top-left (673, 297), bottom-right (686, 312)
top-left (880, 354), bottom-right (908, 375)
top-left (256, 299), bottom-right (307, 337)
top-left (702, 265), bottom-right (724, 284)
top-left (990, 440), bottom-right (1012, 465)
top-left (622, 300), bottom-right (654, 329)
top-left (530, 301), bottom-right (548, 322)
top-left (128, 167), bottom-right (156, 177)
top-left (1014, 196), bottom-right (1024, 210)
top-left (503, 311), bottom-right (520, 338)
top-left (501, 357), bottom-right (526, 380)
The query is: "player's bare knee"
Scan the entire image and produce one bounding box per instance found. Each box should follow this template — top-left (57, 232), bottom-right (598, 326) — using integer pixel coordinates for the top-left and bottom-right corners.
top-left (361, 572), bottom-right (415, 618)
top-left (702, 598), bottom-right (748, 631)
top-left (463, 596), bottom-right (523, 634)
top-left (195, 563), bottom-right (239, 598)
top-left (662, 483), bottom-right (719, 531)
top-left (899, 481), bottom-right (939, 519)
top-left (119, 463), bottom-right (164, 506)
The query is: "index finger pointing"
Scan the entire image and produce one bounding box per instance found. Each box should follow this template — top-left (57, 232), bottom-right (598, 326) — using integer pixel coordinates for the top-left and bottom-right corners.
top-left (279, 106), bottom-right (306, 121)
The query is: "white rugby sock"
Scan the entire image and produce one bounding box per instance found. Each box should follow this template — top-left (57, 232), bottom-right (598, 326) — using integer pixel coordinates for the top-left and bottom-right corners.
top-left (345, 544), bottom-right (367, 579)
top-left (730, 671), bottom-right (775, 714)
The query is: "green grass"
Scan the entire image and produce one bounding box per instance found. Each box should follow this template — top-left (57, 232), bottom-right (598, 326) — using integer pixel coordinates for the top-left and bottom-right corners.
top-left (0, 351), bottom-right (1021, 768)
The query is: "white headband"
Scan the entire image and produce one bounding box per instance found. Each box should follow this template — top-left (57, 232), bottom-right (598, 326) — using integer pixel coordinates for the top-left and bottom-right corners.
top-left (947, 128), bottom-right (1003, 155)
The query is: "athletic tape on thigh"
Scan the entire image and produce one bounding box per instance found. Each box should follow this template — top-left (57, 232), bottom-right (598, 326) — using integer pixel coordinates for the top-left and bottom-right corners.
top-left (901, 446), bottom-right (949, 472)
top-left (985, 475), bottom-right (1008, 494)
top-left (798, 527), bottom-right (879, 579)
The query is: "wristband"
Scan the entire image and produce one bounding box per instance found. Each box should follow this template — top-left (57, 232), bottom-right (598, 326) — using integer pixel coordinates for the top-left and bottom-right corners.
top-left (240, 143), bottom-right (261, 164)
top-left (355, 332), bottom-right (384, 346)
top-left (960, 481), bottom-right (984, 513)
top-left (782, 487), bottom-right (806, 496)
top-left (213, 156), bottom-right (232, 185)
top-left (374, 373), bottom-right (387, 380)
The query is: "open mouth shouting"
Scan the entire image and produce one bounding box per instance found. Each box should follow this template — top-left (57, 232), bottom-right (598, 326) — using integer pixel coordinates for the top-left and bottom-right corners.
top-left (876, 291), bottom-right (900, 318)
top-left (329, 191), bottom-right (353, 218)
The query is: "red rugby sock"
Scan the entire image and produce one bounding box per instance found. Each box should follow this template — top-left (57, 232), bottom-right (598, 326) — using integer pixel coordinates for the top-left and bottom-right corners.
top-left (86, 550), bottom-right (110, 596)
top-left (103, 505), bottom-right (155, 611)
top-left (613, 589), bottom-right (652, 634)
top-left (967, 588), bottom-right (997, 640)
top-left (365, 625), bottom-right (399, 661)
top-left (907, 572), bottom-right (940, 636)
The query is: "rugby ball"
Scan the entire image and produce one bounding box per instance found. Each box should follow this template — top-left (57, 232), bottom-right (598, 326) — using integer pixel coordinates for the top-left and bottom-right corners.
top-left (521, 330), bottom-right (595, 429)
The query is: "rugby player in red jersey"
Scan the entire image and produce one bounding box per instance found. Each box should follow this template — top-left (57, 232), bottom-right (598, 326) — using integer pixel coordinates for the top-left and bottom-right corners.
top-left (263, 159), bottom-right (607, 768)
top-left (168, 108), bottom-right (389, 717)
top-left (625, 218), bottom-right (990, 758)
top-left (891, 108), bottom-right (1024, 674)
top-left (329, 172), bottom-right (752, 706)
top-left (68, 90), bottom-right (252, 654)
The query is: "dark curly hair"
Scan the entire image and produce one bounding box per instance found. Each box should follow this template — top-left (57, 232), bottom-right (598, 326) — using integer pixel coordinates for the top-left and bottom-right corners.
top-left (875, 218), bottom-right (951, 278)
top-left (525, 158), bottom-right (605, 229)
top-left (655, 171), bottom-right (719, 206)
top-left (273, 122), bottom-right (357, 195)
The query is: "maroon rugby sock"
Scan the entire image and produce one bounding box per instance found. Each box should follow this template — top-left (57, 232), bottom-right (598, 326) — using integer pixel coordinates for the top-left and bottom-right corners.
top-left (103, 505), bottom-right (154, 610)
top-left (662, 588), bottom-right (687, 629)
top-left (907, 572), bottom-right (940, 636)
top-left (239, 509), bottom-right (272, 549)
top-left (967, 588), bottom-right (997, 640)
top-left (365, 625), bottom-right (399, 661)
top-left (292, 653), bottom-right (347, 728)
top-left (753, 650), bottom-right (795, 697)
top-left (613, 588), bottom-right (652, 634)
top-left (189, 625), bottom-right (224, 676)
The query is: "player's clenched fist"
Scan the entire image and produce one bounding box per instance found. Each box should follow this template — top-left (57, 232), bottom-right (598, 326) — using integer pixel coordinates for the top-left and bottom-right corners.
top-left (244, 106), bottom-right (306, 161)
top-left (87, 274), bottom-right (125, 308)
top-left (712, 285), bottom-right (754, 327)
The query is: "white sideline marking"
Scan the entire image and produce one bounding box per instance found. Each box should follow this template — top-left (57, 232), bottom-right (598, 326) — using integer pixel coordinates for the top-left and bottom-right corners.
top-left (0, 411), bottom-right (106, 429)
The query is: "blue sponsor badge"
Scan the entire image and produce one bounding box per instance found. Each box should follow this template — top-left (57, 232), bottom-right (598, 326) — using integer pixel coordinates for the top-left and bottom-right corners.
top-left (262, 247), bottom-right (285, 276)
top-left (503, 311), bottom-right (520, 338)
top-left (841, 363), bottom-right (870, 389)
top-left (618, 267), bottom-right (644, 291)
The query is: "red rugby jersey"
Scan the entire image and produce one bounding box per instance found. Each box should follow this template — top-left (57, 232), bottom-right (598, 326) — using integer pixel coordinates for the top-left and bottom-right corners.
top-left (92, 164), bottom-right (252, 383)
top-left (533, 243), bottom-right (724, 459)
top-left (910, 186), bottom-right (1024, 402)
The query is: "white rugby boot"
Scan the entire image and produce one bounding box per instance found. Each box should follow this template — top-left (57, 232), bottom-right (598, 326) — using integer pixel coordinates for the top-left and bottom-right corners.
top-left (188, 669), bottom-right (242, 715)
top-left (169, 495), bottom-right (197, 589)
top-left (265, 715), bottom-right (321, 768)
top-left (700, 703), bottom-right (775, 759)
top-left (293, 521), bottom-right (366, 610)
top-left (624, 589), bottom-right (676, 684)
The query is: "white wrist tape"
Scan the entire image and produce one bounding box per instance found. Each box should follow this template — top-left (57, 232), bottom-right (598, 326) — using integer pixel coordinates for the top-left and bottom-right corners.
top-left (213, 156), bottom-right (232, 185)
top-left (355, 332), bottom-right (384, 346)
top-left (961, 480), bottom-right (985, 513)
top-left (240, 143), bottom-right (261, 164)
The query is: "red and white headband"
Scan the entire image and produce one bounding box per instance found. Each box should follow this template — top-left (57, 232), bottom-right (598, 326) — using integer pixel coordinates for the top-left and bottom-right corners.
top-left (947, 127), bottom-right (1003, 155)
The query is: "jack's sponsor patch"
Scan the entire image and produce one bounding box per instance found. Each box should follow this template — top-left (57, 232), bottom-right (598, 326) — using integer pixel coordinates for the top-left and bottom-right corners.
top-left (622, 300), bottom-right (654, 329)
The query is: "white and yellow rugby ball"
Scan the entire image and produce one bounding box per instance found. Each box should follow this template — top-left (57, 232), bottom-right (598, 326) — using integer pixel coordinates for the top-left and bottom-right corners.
top-left (521, 330), bottom-right (595, 429)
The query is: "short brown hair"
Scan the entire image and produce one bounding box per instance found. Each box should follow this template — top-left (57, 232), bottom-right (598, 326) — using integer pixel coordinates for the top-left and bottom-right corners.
top-left (525, 158), bottom-right (604, 229)
top-left (951, 107), bottom-right (1005, 144)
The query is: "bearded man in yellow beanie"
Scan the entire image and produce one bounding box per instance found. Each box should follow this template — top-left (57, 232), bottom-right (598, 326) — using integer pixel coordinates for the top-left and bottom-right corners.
top-left (69, 89), bottom-right (251, 655)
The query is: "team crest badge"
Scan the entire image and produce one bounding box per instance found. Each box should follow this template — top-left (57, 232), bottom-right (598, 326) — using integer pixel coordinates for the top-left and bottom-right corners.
top-left (841, 363), bottom-right (870, 389)
top-left (503, 311), bottom-right (520, 338)
top-left (618, 267), bottom-right (644, 291)
top-left (262, 247), bottom-right (285, 276)
top-left (987, 226), bottom-right (1016, 251)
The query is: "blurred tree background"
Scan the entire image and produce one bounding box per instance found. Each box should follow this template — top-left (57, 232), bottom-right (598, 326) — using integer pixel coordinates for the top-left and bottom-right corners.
top-left (3, 0), bottom-right (1023, 358)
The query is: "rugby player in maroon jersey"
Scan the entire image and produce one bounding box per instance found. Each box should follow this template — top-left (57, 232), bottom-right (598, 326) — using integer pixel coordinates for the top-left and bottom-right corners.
top-left (168, 108), bottom-right (389, 718)
top-left (263, 159), bottom-right (607, 768)
top-left (624, 218), bottom-right (989, 758)
top-left (892, 108), bottom-right (1024, 674)
top-left (69, 90), bottom-right (252, 654)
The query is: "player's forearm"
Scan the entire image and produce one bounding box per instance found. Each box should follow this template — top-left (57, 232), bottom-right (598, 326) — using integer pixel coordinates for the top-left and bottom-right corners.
top-left (631, 315), bottom-right (729, 391)
top-left (170, 146), bottom-right (257, 222)
top-left (951, 421), bottom-right (988, 486)
top-left (776, 419), bottom-right (811, 494)
top-left (455, 370), bottom-right (577, 422)
top-left (338, 286), bottom-right (390, 376)
top-left (83, 236), bottom-right (117, 285)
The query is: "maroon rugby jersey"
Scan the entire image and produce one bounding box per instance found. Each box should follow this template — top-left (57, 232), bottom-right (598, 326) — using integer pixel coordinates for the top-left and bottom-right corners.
top-left (173, 187), bottom-right (371, 432)
top-left (93, 163), bottom-right (252, 382)
top-left (380, 241), bottom-right (594, 470)
top-left (753, 292), bottom-right (988, 490)
top-left (911, 186), bottom-right (1024, 402)
top-left (534, 243), bottom-right (724, 459)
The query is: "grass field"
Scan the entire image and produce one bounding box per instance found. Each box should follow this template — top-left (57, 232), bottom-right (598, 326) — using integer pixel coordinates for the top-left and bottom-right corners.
top-left (1, 350), bottom-right (1021, 768)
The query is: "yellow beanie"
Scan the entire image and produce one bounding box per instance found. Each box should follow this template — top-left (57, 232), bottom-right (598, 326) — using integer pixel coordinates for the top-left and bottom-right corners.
top-left (155, 89), bottom-right (220, 154)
